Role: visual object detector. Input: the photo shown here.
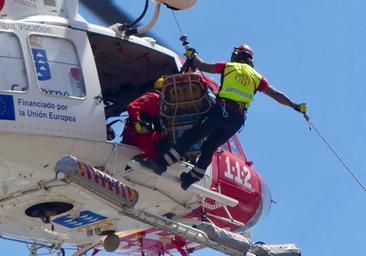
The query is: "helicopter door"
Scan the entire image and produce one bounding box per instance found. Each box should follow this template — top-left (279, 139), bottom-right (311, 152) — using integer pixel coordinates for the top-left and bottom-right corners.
top-left (215, 136), bottom-right (260, 201)
top-left (213, 137), bottom-right (261, 226)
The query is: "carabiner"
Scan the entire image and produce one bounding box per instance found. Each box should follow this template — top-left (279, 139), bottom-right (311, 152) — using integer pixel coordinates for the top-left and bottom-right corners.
top-left (221, 102), bottom-right (228, 118)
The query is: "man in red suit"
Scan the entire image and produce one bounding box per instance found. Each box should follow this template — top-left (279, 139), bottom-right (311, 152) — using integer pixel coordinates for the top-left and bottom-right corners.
top-left (122, 78), bottom-right (170, 159)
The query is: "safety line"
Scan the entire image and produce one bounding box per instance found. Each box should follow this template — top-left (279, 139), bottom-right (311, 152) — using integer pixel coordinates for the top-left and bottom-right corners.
top-left (308, 120), bottom-right (366, 193)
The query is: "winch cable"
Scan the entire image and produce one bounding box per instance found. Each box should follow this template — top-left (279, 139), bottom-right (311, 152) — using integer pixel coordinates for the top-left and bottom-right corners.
top-left (307, 119), bottom-right (366, 193)
top-left (171, 10), bottom-right (184, 36)
top-left (170, 11), bottom-right (219, 93)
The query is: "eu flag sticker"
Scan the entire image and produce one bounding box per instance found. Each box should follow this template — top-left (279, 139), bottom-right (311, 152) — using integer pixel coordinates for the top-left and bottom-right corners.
top-left (0, 94), bottom-right (15, 121)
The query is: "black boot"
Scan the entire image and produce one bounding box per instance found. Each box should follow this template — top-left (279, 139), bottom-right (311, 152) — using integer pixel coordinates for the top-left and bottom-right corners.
top-left (125, 155), bottom-right (145, 172)
top-left (133, 156), bottom-right (167, 176)
top-left (142, 159), bottom-right (167, 175)
top-left (180, 171), bottom-right (200, 190)
top-left (125, 165), bottom-right (132, 172)
top-left (132, 155), bottom-right (145, 162)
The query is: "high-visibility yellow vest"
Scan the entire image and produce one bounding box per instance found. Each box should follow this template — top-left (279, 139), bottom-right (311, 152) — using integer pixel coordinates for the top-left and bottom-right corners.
top-left (219, 62), bottom-right (262, 109)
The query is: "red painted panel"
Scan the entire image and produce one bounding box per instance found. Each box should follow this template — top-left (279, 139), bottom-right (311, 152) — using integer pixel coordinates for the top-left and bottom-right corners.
top-left (0, 0), bottom-right (5, 12)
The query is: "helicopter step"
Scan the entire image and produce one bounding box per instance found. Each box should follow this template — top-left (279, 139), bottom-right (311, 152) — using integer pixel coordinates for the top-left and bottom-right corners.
top-left (126, 159), bottom-right (239, 207)
top-left (54, 156), bottom-right (300, 256)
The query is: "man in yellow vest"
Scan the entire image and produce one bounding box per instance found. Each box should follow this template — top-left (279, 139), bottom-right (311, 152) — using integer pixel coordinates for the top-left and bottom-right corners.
top-left (138, 44), bottom-right (309, 190)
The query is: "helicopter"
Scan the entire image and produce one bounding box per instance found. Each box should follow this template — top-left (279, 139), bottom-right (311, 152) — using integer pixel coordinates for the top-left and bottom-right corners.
top-left (0, 0), bottom-right (300, 255)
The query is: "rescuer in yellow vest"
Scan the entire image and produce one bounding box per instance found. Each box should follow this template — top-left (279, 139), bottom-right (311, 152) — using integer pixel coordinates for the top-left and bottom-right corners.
top-left (138, 44), bottom-right (309, 190)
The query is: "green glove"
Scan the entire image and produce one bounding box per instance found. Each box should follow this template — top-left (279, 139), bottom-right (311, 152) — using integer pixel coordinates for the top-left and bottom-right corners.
top-left (185, 48), bottom-right (198, 59)
top-left (134, 121), bottom-right (152, 134)
top-left (295, 103), bottom-right (307, 113)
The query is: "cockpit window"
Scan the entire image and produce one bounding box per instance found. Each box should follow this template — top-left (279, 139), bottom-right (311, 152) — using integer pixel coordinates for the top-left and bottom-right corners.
top-left (29, 35), bottom-right (86, 98)
top-left (229, 136), bottom-right (242, 157)
top-left (207, 86), bottom-right (216, 103)
top-left (0, 32), bottom-right (28, 92)
top-left (219, 142), bottom-right (230, 152)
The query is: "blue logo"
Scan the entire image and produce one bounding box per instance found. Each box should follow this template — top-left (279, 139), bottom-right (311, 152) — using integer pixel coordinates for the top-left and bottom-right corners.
top-left (52, 210), bottom-right (107, 229)
top-left (0, 94), bottom-right (15, 121)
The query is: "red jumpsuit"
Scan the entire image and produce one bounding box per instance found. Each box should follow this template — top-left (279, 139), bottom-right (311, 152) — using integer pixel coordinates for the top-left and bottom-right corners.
top-left (122, 90), bottom-right (167, 159)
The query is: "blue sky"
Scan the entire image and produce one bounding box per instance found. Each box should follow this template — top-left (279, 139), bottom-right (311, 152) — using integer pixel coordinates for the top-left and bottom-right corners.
top-left (2, 0), bottom-right (366, 255)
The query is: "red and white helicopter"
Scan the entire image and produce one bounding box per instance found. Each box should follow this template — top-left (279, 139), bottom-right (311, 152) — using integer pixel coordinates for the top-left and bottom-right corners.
top-left (0, 0), bottom-right (300, 255)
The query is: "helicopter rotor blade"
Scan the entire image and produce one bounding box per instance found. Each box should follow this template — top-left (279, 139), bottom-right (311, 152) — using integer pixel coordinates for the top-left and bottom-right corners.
top-left (79, 0), bottom-right (134, 26)
top-left (79, 0), bottom-right (172, 49)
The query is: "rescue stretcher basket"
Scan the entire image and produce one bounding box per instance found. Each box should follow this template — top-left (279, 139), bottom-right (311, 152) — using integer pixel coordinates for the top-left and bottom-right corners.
top-left (160, 72), bottom-right (212, 160)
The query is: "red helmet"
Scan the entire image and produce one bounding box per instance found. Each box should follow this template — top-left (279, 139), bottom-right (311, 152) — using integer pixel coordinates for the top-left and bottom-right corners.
top-left (233, 44), bottom-right (253, 59)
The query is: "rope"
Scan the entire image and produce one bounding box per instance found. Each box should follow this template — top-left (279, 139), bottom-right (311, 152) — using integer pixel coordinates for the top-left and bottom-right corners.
top-left (308, 120), bottom-right (366, 193)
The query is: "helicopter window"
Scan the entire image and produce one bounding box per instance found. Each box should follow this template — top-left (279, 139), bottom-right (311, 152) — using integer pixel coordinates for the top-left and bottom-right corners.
top-left (219, 142), bottom-right (230, 152)
top-left (44, 0), bottom-right (56, 7)
top-left (229, 136), bottom-right (242, 157)
top-left (0, 32), bottom-right (28, 92)
top-left (29, 35), bottom-right (86, 98)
